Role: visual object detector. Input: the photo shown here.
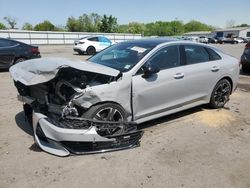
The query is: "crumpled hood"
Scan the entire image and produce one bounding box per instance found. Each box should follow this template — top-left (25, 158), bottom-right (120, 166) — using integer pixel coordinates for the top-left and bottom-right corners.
top-left (9, 58), bottom-right (120, 85)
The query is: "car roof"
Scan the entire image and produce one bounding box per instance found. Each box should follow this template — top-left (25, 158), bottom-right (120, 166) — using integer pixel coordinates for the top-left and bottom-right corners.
top-left (122, 37), bottom-right (178, 46)
top-left (0, 37), bottom-right (26, 45)
top-left (0, 37), bottom-right (14, 41)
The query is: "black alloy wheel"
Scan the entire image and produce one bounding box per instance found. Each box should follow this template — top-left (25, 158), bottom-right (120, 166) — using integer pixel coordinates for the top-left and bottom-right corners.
top-left (209, 79), bottom-right (231, 108)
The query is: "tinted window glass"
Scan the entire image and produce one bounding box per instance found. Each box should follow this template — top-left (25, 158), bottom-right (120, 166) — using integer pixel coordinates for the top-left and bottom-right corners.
top-left (206, 48), bottom-right (221, 60)
top-left (89, 42), bottom-right (155, 72)
top-left (184, 45), bottom-right (209, 64)
top-left (0, 39), bottom-right (16, 47)
top-left (147, 46), bottom-right (180, 70)
top-left (88, 37), bottom-right (98, 42)
top-left (99, 37), bottom-right (111, 43)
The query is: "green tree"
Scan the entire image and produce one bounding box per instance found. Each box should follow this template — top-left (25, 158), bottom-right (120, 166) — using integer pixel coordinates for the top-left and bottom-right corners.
top-left (55, 25), bottom-right (66, 31)
top-left (117, 24), bottom-right (129, 33)
top-left (66, 17), bottom-right (79, 32)
top-left (22, 22), bottom-right (33, 30)
top-left (184, 20), bottom-right (213, 32)
top-left (169, 21), bottom-right (184, 35)
top-left (127, 22), bottom-right (145, 34)
top-left (118, 22), bottom-right (145, 34)
top-left (144, 21), bottom-right (172, 36)
top-left (235, 23), bottom-right (250, 27)
top-left (0, 22), bottom-right (6, 29)
top-left (34, 20), bottom-right (56, 31)
top-left (4, 16), bottom-right (17, 29)
top-left (99, 15), bottom-right (118, 33)
top-left (76, 13), bottom-right (102, 32)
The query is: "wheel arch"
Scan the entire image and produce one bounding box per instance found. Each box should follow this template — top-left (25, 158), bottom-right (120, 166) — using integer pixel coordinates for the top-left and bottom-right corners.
top-left (219, 76), bottom-right (233, 93)
top-left (81, 100), bottom-right (132, 120)
top-left (87, 100), bottom-right (126, 111)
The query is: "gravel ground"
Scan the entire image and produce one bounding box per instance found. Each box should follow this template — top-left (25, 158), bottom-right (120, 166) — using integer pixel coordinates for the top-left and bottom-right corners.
top-left (0, 43), bottom-right (249, 188)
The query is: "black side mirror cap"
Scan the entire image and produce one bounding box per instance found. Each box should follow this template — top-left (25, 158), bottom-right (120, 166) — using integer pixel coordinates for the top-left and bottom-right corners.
top-left (142, 64), bottom-right (160, 78)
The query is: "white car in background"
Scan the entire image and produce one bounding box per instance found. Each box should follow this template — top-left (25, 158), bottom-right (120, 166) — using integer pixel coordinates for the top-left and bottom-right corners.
top-left (73, 36), bottom-right (112, 55)
top-left (198, 36), bottom-right (209, 44)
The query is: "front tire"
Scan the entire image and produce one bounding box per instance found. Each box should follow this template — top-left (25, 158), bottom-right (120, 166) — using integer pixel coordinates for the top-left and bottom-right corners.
top-left (209, 79), bottom-right (231, 109)
top-left (82, 103), bottom-right (127, 122)
top-left (82, 103), bottom-right (128, 136)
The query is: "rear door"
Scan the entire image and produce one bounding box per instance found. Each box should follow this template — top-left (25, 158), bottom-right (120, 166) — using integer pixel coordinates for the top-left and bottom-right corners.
top-left (87, 37), bottom-right (100, 51)
top-left (180, 45), bottom-right (222, 101)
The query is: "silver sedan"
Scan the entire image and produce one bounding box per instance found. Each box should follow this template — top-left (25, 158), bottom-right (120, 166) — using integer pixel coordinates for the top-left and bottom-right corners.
top-left (10, 38), bottom-right (239, 156)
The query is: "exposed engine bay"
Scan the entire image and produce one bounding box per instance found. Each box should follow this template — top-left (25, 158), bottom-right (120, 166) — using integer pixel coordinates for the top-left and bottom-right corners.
top-left (10, 58), bottom-right (143, 156)
top-left (15, 67), bottom-right (116, 118)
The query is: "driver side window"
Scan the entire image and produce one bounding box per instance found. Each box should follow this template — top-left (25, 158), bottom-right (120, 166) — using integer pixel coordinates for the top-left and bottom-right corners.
top-left (136, 45), bottom-right (180, 74)
top-left (149, 45), bottom-right (180, 70)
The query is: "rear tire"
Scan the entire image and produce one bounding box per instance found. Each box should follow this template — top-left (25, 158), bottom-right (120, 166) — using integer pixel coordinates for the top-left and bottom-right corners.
top-left (15, 57), bottom-right (26, 64)
top-left (86, 46), bottom-right (96, 55)
top-left (242, 65), bottom-right (249, 72)
top-left (209, 79), bottom-right (231, 109)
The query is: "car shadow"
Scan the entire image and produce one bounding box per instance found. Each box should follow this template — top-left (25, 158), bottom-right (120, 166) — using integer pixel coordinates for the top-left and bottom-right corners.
top-left (0, 68), bottom-right (9, 73)
top-left (73, 53), bottom-right (82, 56)
top-left (15, 111), bottom-right (33, 136)
top-left (138, 105), bottom-right (205, 130)
top-left (15, 112), bottom-right (42, 152)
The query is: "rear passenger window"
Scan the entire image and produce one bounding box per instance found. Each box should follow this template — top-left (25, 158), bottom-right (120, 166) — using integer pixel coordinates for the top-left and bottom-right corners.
top-left (0, 39), bottom-right (17, 47)
top-left (205, 48), bottom-right (222, 61)
top-left (184, 45), bottom-right (209, 64)
top-left (99, 37), bottom-right (111, 43)
top-left (148, 45), bottom-right (180, 70)
top-left (88, 37), bottom-right (98, 42)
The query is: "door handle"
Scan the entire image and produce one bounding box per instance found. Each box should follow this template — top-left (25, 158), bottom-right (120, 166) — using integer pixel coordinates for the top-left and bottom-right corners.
top-left (211, 66), bottom-right (220, 72)
top-left (174, 73), bottom-right (184, 79)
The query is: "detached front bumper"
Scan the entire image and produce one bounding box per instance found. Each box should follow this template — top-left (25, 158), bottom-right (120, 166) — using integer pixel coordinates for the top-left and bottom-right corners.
top-left (32, 112), bottom-right (143, 157)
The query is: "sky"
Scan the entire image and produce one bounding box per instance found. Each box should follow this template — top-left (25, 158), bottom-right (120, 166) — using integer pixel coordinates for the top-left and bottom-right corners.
top-left (0, 0), bottom-right (249, 29)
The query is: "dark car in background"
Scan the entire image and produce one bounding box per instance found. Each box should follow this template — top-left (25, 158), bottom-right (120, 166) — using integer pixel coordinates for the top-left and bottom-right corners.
top-left (0, 37), bottom-right (41, 69)
top-left (208, 37), bottom-right (218, 44)
top-left (241, 42), bottom-right (250, 72)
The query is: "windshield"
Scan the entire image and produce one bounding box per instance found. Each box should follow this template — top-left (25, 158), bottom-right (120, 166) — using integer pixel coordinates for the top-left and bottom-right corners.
top-left (89, 42), bottom-right (156, 72)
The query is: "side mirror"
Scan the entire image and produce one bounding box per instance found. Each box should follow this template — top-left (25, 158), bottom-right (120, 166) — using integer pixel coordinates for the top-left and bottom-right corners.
top-left (142, 64), bottom-right (160, 78)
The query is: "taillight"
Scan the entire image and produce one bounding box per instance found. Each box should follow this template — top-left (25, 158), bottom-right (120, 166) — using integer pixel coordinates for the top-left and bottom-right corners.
top-left (31, 47), bottom-right (39, 54)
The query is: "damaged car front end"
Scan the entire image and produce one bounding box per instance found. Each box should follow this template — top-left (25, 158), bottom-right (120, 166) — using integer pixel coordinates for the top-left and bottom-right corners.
top-left (10, 58), bottom-right (143, 156)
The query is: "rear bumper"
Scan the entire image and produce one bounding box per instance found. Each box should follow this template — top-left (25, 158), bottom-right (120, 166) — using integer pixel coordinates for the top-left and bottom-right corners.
top-left (73, 45), bottom-right (86, 53)
top-left (73, 48), bottom-right (84, 53)
top-left (32, 112), bottom-right (143, 157)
